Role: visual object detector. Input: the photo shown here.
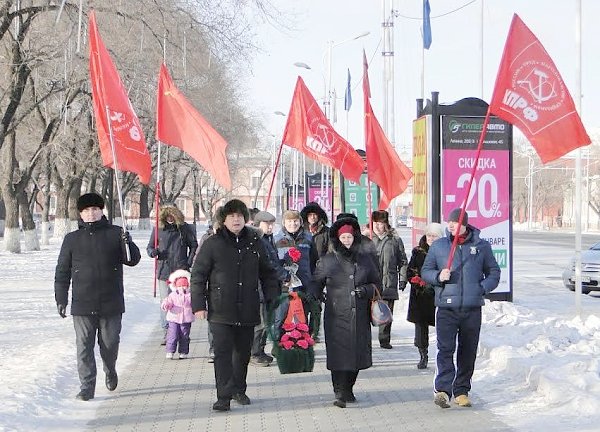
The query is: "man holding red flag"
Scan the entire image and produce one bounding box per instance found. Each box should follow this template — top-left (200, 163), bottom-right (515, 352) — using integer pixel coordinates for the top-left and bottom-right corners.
top-left (88, 11), bottom-right (151, 185)
top-left (421, 208), bottom-right (500, 409)
top-left (489, 14), bottom-right (590, 163)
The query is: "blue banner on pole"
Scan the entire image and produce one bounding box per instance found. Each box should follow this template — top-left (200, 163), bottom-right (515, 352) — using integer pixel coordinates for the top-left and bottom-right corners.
top-left (423, 0), bottom-right (432, 49)
top-left (344, 68), bottom-right (352, 111)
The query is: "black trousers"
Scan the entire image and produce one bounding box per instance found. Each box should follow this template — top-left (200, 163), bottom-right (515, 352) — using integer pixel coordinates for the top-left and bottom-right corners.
top-left (414, 322), bottom-right (430, 349)
top-left (251, 302), bottom-right (268, 357)
top-left (210, 322), bottom-right (254, 400)
top-left (331, 370), bottom-right (359, 396)
top-left (378, 299), bottom-right (395, 345)
top-left (434, 307), bottom-right (482, 398)
top-left (73, 314), bottom-right (122, 393)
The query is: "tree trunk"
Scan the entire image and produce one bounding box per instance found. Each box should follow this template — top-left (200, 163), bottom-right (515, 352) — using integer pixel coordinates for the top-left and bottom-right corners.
top-left (138, 185), bottom-right (151, 230)
top-left (17, 185), bottom-right (39, 251)
top-left (0, 197), bottom-right (5, 237)
top-left (0, 183), bottom-right (20, 253)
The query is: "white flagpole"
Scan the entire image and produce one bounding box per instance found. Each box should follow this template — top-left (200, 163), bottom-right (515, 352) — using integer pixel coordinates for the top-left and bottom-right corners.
top-left (105, 105), bottom-right (130, 261)
top-left (574, 0), bottom-right (582, 316)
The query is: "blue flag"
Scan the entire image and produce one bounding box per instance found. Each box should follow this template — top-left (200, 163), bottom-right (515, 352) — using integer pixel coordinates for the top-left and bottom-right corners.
top-left (344, 68), bottom-right (352, 111)
top-left (423, 0), bottom-right (432, 49)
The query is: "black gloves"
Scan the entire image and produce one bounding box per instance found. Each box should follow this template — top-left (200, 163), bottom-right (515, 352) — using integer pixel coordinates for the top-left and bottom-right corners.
top-left (399, 281), bottom-right (407, 291)
top-left (121, 231), bottom-right (132, 243)
top-left (149, 248), bottom-right (160, 258)
top-left (57, 304), bottom-right (67, 318)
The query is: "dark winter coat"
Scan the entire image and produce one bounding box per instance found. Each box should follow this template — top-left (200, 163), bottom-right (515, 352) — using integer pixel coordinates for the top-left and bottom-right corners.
top-left (260, 232), bottom-right (289, 284)
top-left (54, 216), bottom-right (141, 316)
top-left (406, 235), bottom-right (435, 326)
top-left (313, 218), bottom-right (381, 371)
top-left (422, 226), bottom-right (501, 308)
top-left (371, 230), bottom-right (408, 300)
top-left (308, 222), bottom-right (330, 259)
top-left (146, 206), bottom-right (198, 280)
top-left (190, 226), bottom-right (279, 326)
top-left (273, 227), bottom-right (318, 294)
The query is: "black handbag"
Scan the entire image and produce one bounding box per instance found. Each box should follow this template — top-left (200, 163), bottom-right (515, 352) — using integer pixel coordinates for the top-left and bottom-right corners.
top-left (370, 286), bottom-right (393, 327)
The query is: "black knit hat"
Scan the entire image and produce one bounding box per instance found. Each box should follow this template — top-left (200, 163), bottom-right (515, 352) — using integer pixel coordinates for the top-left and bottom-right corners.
top-left (77, 193), bottom-right (104, 212)
top-left (447, 208), bottom-right (468, 226)
top-left (371, 210), bottom-right (389, 225)
top-left (300, 202), bottom-right (328, 224)
top-left (219, 199), bottom-right (249, 223)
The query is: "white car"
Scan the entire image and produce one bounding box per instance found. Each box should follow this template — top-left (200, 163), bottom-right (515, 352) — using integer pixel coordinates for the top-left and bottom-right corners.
top-left (562, 241), bottom-right (600, 294)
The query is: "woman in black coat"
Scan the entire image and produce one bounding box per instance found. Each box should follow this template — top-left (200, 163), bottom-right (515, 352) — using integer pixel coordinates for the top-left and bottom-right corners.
top-left (313, 217), bottom-right (381, 408)
top-left (406, 223), bottom-right (443, 369)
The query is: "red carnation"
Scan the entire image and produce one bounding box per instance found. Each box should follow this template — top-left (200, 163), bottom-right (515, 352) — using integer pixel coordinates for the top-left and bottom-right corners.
top-left (296, 323), bottom-right (309, 332)
top-left (288, 247), bottom-right (302, 263)
top-left (296, 339), bottom-right (309, 349)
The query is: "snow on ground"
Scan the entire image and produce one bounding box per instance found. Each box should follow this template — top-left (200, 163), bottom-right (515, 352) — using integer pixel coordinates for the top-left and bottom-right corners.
top-left (0, 228), bottom-right (598, 431)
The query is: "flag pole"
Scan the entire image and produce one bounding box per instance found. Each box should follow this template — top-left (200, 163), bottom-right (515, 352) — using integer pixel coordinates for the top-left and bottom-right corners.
top-left (446, 107), bottom-right (492, 269)
top-left (265, 140), bottom-right (285, 210)
top-left (105, 104), bottom-right (131, 262)
top-left (367, 179), bottom-right (373, 240)
top-left (574, 0), bottom-right (583, 316)
top-left (153, 141), bottom-right (162, 298)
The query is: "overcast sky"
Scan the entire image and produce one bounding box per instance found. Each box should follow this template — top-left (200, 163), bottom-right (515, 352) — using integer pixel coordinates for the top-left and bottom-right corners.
top-left (247, 0), bottom-right (599, 154)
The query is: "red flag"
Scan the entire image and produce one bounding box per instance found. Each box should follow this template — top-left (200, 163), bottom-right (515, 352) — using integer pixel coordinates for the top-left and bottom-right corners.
top-left (362, 52), bottom-right (413, 210)
top-left (156, 64), bottom-right (231, 190)
top-left (489, 14), bottom-right (590, 163)
top-left (281, 77), bottom-right (365, 183)
top-left (88, 11), bottom-right (151, 184)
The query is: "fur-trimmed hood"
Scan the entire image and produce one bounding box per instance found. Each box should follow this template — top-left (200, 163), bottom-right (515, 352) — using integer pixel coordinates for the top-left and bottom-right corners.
top-left (300, 201), bottom-right (328, 225)
top-left (167, 269), bottom-right (191, 287)
top-left (158, 205), bottom-right (185, 228)
top-left (329, 217), bottom-right (362, 253)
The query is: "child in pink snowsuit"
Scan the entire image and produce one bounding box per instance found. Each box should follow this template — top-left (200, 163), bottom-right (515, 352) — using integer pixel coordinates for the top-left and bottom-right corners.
top-left (161, 270), bottom-right (195, 359)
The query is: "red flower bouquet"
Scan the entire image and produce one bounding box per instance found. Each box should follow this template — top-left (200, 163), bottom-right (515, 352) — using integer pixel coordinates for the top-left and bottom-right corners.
top-left (279, 322), bottom-right (315, 350)
top-left (284, 247), bottom-right (303, 289)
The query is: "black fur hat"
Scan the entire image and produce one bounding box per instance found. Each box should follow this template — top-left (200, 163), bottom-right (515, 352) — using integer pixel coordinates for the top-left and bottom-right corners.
top-left (300, 202), bottom-right (328, 224)
top-left (371, 210), bottom-right (390, 226)
top-left (77, 193), bottom-right (104, 212)
top-left (218, 199), bottom-right (249, 224)
top-left (335, 212), bottom-right (358, 221)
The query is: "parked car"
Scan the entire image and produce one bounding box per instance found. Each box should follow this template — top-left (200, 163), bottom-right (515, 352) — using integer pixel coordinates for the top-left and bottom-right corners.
top-left (562, 241), bottom-right (600, 294)
top-left (397, 215), bottom-right (408, 226)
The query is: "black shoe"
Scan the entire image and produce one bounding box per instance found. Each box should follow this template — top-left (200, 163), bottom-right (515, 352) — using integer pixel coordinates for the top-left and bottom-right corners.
top-left (380, 343), bottom-right (393, 349)
top-left (333, 397), bottom-right (346, 408)
top-left (75, 390), bottom-right (94, 401)
top-left (250, 354), bottom-right (272, 367)
top-left (105, 371), bottom-right (118, 391)
top-left (232, 393), bottom-right (251, 405)
top-left (344, 391), bottom-right (356, 403)
top-left (212, 398), bottom-right (231, 411)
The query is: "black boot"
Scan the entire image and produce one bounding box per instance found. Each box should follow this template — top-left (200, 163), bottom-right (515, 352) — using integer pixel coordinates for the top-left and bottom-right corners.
top-left (417, 348), bottom-right (428, 369)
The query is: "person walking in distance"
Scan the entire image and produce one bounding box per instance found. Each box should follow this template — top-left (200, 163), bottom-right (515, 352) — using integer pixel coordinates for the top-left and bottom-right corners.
top-left (422, 208), bottom-right (500, 409)
top-left (191, 199), bottom-right (279, 412)
top-left (370, 210), bottom-right (408, 350)
top-left (147, 205), bottom-right (198, 345)
top-left (406, 223), bottom-right (444, 369)
top-left (54, 192), bottom-right (141, 401)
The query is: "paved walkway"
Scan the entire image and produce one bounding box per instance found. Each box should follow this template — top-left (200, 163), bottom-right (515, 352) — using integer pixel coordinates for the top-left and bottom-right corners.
top-left (89, 318), bottom-right (513, 432)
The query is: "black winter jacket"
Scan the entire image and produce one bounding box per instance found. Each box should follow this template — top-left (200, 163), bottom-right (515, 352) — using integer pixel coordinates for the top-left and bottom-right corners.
top-left (371, 231), bottom-right (408, 300)
top-left (313, 229), bottom-right (381, 371)
top-left (406, 235), bottom-right (435, 326)
top-left (146, 222), bottom-right (198, 280)
top-left (190, 226), bottom-right (279, 326)
top-left (54, 217), bottom-right (141, 316)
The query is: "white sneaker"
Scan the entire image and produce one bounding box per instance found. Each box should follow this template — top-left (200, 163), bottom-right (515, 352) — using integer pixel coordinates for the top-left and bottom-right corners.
top-left (166, 352), bottom-right (174, 359)
top-left (179, 353), bottom-right (188, 359)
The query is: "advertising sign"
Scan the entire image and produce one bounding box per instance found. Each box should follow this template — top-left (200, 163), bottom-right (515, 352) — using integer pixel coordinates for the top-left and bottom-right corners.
top-left (306, 173), bottom-right (332, 214)
top-left (343, 174), bottom-right (379, 226)
top-left (412, 116), bottom-right (430, 246)
top-left (441, 116), bottom-right (511, 294)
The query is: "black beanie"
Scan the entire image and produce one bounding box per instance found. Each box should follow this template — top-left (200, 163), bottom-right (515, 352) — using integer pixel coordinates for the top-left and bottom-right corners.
top-left (447, 208), bottom-right (468, 226)
top-left (77, 193), bottom-right (105, 212)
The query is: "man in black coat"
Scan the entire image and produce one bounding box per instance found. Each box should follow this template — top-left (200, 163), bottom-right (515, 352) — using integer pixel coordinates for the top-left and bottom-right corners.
top-left (191, 199), bottom-right (279, 412)
top-left (147, 205), bottom-right (198, 344)
top-left (55, 193), bottom-right (141, 401)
